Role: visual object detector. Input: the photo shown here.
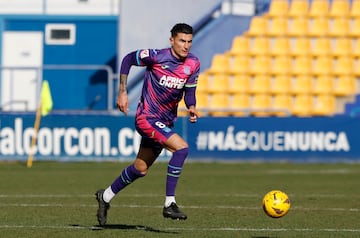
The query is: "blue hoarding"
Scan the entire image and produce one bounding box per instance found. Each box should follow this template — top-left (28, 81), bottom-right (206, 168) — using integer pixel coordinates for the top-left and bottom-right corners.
top-left (186, 117), bottom-right (355, 162)
top-left (0, 114), bottom-right (358, 162)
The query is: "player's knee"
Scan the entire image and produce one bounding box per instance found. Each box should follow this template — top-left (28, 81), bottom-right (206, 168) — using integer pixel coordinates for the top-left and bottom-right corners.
top-left (133, 160), bottom-right (149, 176)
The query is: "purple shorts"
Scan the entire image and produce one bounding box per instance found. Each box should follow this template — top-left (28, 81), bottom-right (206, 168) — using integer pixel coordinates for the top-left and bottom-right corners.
top-left (135, 114), bottom-right (175, 145)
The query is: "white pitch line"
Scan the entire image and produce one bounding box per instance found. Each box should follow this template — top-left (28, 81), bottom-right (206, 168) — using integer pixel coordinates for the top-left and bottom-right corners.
top-left (0, 193), bottom-right (358, 198)
top-left (164, 227), bottom-right (360, 233)
top-left (0, 225), bottom-right (360, 233)
top-left (0, 203), bottom-right (359, 212)
top-left (266, 169), bottom-right (354, 175)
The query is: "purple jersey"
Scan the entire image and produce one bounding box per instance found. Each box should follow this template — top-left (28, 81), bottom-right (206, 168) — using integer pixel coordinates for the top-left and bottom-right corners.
top-left (134, 48), bottom-right (200, 125)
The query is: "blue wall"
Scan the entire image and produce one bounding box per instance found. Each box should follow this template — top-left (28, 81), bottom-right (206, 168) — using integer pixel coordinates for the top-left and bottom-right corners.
top-left (1, 15), bottom-right (117, 110)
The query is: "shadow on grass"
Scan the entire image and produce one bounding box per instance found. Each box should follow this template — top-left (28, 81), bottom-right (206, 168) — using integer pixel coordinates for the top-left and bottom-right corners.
top-left (90, 224), bottom-right (178, 234)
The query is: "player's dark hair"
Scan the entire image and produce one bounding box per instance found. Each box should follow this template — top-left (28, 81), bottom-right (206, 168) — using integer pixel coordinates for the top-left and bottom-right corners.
top-left (170, 23), bottom-right (193, 37)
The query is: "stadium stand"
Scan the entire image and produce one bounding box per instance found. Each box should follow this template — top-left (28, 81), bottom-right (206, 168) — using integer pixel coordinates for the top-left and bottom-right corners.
top-left (208, 93), bottom-right (231, 117)
top-left (350, 0), bottom-right (360, 18)
top-left (229, 93), bottom-right (251, 116)
top-left (228, 55), bottom-right (250, 74)
top-left (265, 0), bottom-right (289, 18)
top-left (329, 0), bottom-right (350, 18)
top-left (287, 17), bottom-right (309, 37)
top-left (226, 36), bottom-right (250, 56)
top-left (308, 0), bottom-right (330, 18)
top-left (189, 0), bottom-right (359, 117)
top-left (271, 75), bottom-right (292, 95)
top-left (288, 0), bottom-right (310, 18)
top-left (290, 37), bottom-right (311, 57)
top-left (272, 93), bottom-right (293, 116)
top-left (270, 37), bottom-right (291, 57)
top-left (245, 16), bottom-right (267, 36)
top-left (227, 74), bottom-right (251, 94)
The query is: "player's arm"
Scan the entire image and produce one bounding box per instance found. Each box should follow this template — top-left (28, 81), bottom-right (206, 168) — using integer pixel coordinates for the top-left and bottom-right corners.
top-left (116, 51), bottom-right (138, 115)
top-left (117, 74), bottom-right (129, 115)
top-left (117, 49), bottom-right (154, 115)
top-left (184, 87), bottom-right (199, 123)
top-left (184, 63), bottom-right (200, 123)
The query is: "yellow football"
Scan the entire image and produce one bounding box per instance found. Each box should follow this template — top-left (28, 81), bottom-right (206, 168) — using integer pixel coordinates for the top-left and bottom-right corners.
top-left (262, 190), bottom-right (291, 218)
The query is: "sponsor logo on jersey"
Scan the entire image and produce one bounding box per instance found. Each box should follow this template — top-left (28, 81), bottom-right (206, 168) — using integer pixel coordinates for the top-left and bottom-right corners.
top-left (183, 66), bottom-right (191, 75)
top-left (159, 75), bottom-right (186, 89)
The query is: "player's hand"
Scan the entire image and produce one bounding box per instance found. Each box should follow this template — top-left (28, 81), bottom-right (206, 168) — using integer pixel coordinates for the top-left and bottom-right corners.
top-left (116, 92), bottom-right (129, 115)
top-left (188, 107), bottom-right (199, 123)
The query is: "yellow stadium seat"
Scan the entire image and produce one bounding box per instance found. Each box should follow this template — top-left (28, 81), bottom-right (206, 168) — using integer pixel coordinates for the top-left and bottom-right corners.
top-left (207, 74), bottom-right (229, 94)
top-left (226, 36), bottom-right (250, 57)
top-left (313, 57), bottom-right (333, 76)
top-left (267, 17), bottom-right (288, 36)
top-left (266, 0), bottom-right (289, 18)
top-left (333, 57), bottom-right (354, 76)
top-left (350, 0), bottom-right (360, 18)
top-left (312, 94), bottom-right (336, 116)
top-left (354, 58), bottom-right (360, 76)
top-left (287, 17), bottom-right (309, 37)
top-left (249, 37), bottom-right (270, 56)
top-left (288, 0), bottom-right (310, 18)
top-left (271, 56), bottom-right (292, 75)
top-left (312, 75), bottom-right (334, 94)
top-left (195, 92), bottom-right (210, 115)
top-left (177, 99), bottom-right (188, 117)
top-left (292, 56), bottom-right (313, 75)
top-left (250, 75), bottom-right (271, 94)
top-left (291, 37), bottom-right (311, 57)
top-left (349, 17), bottom-right (360, 37)
top-left (196, 73), bottom-right (209, 94)
top-left (246, 16), bottom-right (267, 37)
top-left (312, 37), bottom-right (332, 58)
top-left (292, 94), bottom-right (313, 117)
top-left (308, 17), bottom-right (330, 37)
top-left (208, 93), bottom-right (230, 117)
top-left (353, 39), bottom-right (360, 58)
top-left (271, 75), bottom-right (292, 94)
top-left (250, 93), bottom-right (272, 117)
top-left (329, 0), bottom-right (350, 18)
top-left (270, 37), bottom-right (291, 57)
top-left (206, 54), bottom-right (230, 75)
top-left (291, 75), bottom-right (313, 94)
top-left (309, 0), bottom-right (330, 18)
top-left (228, 74), bottom-right (251, 94)
top-left (332, 38), bottom-right (352, 58)
top-left (229, 55), bottom-right (250, 75)
top-left (328, 18), bottom-right (350, 37)
top-left (230, 93), bottom-right (251, 116)
top-left (333, 75), bottom-right (356, 96)
top-left (250, 56), bottom-right (271, 75)
top-left (272, 94), bottom-right (292, 116)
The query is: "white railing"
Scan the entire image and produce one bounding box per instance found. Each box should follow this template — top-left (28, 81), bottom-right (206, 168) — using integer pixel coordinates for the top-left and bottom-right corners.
top-left (0, 65), bottom-right (116, 111)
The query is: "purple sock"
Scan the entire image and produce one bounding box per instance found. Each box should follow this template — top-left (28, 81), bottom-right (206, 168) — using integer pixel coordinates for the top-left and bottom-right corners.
top-left (166, 148), bottom-right (189, 196)
top-left (110, 164), bottom-right (145, 194)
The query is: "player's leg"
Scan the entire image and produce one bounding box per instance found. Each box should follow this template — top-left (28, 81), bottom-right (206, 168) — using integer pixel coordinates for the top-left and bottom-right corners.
top-left (103, 147), bottom-right (158, 201)
top-left (134, 115), bottom-right (189, 219)
top-left (162, 133), bottom-right (189, 220)
top-left (96, 140), bottom-right (161, 226)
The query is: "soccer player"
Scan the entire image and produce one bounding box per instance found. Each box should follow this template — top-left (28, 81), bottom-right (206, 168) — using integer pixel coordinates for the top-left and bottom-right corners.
top-left (95, 23), bottom-right (200, 226)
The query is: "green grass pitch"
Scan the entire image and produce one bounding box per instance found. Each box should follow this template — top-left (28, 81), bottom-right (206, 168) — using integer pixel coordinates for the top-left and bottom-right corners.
top-left (0, 161), bottom-right (359, 238)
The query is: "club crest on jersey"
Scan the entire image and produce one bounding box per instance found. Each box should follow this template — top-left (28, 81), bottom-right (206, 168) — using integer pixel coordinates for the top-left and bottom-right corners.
top-left (159, 75), bottom-right (186, 89)
top-left (183, 66), bottom-right (191, 75)
top-left (140, 49), bottom-right (149, 59)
